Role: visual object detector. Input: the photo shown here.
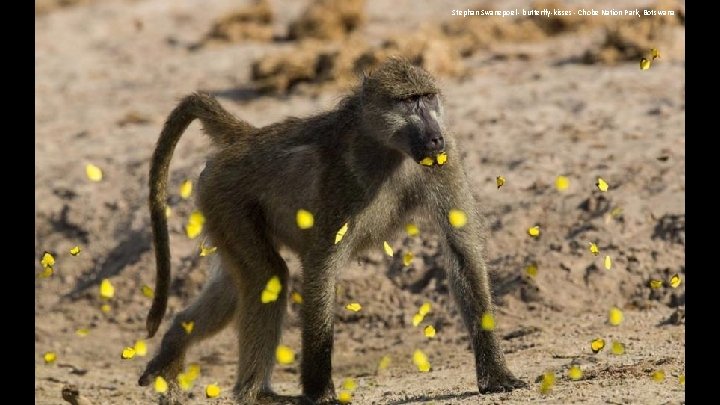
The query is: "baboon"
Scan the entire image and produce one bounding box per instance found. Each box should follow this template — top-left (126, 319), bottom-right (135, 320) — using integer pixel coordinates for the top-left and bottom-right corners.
top-left (139, 58), bottom-right (526, 403)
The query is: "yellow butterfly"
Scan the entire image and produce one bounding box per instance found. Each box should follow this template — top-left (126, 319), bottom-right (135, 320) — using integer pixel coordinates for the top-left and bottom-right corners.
top-left (205, 383), bottom-right (221, 398)
top-left (480, 312), bottom-right (495, 331)
top-left (134, 340), bottom-right (147, 357)
top-left (75, 328), bottom-right (90, 337)
top-left (402, 252), bottom-right (413, 267)
top-left (291, 291), bottom-right (303, 304)
top-left (100, 303), bottom-right (111, 313)
top-left (180, 179), bottom-right (192, 199)
top-left (590, 338), bottom-right (605, 353)
top-left (436, 152), bottom-right (448, 165)
top-left (650, 48), bottom-right (660, 59)
top-left (186, 363), bottom-right (201, 380)
top-left (608, 307), bottom-right (623, 326)
top-left (154, 376), bottom-right (168, 393)
top-left (448, 209), bottom-right (467, 228)
top-left (100, 279), bottom-right (115, 299)
top-left (181, 321), bottom-right (194, 334)
top-left (669, 274), bottom-right (681, 288)
top-left (604, 255), bottom-right (612, 270)
top-left (424, 325), bottom-right (436, 338)
top-left (267, 276), bottom-right (282, 293)
top-left (39, 267), bottom-right (54, 278)
top-left (540, 371), bottom-right (555, 394)
top-left (496, 176), bottom-right (505, 189)
top-left (383, 241), bottom-right (393, 257)
top-left (177, 373), bottom-right (194, 391)
top-left (296, 209), bottom-right (314, 229)
top-left (342, 377), bottom-right (357, 391)
top-left (121, 347), bottom-right (136, 359)
top-left (412, 313), bottom-right (424, 327)
top-left (652, 369), bottom-right (665, 382)
top-left (185, 210), bottom-right (205, 239)
top-left (335, 223), bottom-right (349, 244)
top-left (377, 355), bottom-right (391, 370)
top-left (649, 279), bottom-right (663, 289)
top-left (261, 276), bottom-right (282, 303)
top-left (338, 391), bottom-right (352, 404)
top-left (69, 246), bottom-right (81, 256)
top-left (261, 290), bottom-right (278, 303)
top-left (43, 351), bottom-right (56, 364)
top-left (555, 175), bottom-right (569, 191)
top-left (199, 241), bottom-right (217, 257)
top-left (177, 364), bottom-right (200, 391)
top-left (418, 302), bottom-right (431, 316)
top-left (568, 365), bottom-right (582, 381)
top-left (141, 285), bottom-right (154, 298)
top-left (596, 177), bottom-right (609, 192)
top-left (276, 345), bottom-right (295, 364)
top-left (345, 302), bottom-right (362, 312)
top-left (412, 349), bottom-right (431, 372)
top-left (640, 57), bottom-right (651, 70)
top-left (85, 163), bottom-right (103, 182)
top-left (419, 157), bottom-right (434, 166)
top-left (189, 210), bottom-right (205, 224)
top-left (525, 264), bottom-right (538, 277)
top-left (405, 223), bottom-right (419, 237)
top-left (589, 242), bottom-right (599, 256)
top-left (527, 225), bottom-right (540, 237)
top-left (611, 340), bottom-right (625, 355)
top-left (41, 252), bottom-right (55, 269)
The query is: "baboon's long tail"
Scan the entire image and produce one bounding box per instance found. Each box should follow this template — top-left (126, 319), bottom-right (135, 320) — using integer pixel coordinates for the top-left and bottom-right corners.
top-left (146, 92), bottom-right (253, 338)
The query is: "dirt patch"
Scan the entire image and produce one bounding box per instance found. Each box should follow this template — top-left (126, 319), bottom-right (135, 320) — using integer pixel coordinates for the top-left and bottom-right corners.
top-left (248, 28), bottom-right (469, 95)
top-left (250, 39), bottom-right (329, 93)
top-left (200, 0), bottom-right (274, 45)
top-left (288, 0), bottom-right (366, 41)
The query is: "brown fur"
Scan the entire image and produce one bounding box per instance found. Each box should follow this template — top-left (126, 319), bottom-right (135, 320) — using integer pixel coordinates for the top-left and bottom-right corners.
top-left (140, 58), bottom-right (525, 404)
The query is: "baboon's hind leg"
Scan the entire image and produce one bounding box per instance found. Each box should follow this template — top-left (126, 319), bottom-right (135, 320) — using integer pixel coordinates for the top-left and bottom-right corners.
top-left (139, 256), bottom-right (239, 386)
top-left (228, 216), bottom-right (289, 403)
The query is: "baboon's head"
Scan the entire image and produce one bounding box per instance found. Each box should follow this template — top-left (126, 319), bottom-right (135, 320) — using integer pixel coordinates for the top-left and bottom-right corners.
top-left (360, 58), bottom-right (446, 163)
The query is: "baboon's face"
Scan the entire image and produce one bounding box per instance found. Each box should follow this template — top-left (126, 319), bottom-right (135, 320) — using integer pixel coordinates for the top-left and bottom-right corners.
top-left (369, 92), bottom-right (446, 162)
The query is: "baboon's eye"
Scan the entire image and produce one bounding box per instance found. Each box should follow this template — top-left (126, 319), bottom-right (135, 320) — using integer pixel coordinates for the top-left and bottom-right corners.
top-left (402, 93), bottom-right (437, 109)
top-left (402, 95), bottom-right (421, 106)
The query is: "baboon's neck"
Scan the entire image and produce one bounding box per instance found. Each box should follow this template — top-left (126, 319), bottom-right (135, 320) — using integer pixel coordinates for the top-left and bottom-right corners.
top-left (346, 128), bottom-right (405, 189)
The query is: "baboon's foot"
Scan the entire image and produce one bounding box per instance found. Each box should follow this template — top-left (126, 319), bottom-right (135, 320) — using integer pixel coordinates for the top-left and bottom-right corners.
top-left (138, 349), bottom-right (184, 386)
top-left (233, 380), bottom-right (264, 405)
top-left (300, 387), bottom-right (338, 405)
top-left (477, 368), bottom-right (527, 393)
top-left (256, 391), bottom-right (302, 404)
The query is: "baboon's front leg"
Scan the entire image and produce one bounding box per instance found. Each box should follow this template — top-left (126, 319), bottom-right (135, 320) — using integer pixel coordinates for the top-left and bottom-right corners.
top-left (300, 254), bottom-right (339, 404)
top-left (437, 186), bottom-right (526, 393)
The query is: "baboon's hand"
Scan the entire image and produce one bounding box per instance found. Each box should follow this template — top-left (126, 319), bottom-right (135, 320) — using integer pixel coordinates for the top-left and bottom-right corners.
top-left (138, 349), bottom-right (183, 386)
top-left (477, 368), bottom-right (527, 394)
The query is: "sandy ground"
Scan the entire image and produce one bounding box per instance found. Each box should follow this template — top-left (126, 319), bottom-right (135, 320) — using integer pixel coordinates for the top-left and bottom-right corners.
top-left (35, 0), bottom-right (685, 403)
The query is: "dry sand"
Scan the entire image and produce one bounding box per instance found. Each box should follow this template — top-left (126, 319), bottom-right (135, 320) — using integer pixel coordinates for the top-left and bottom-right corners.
top-left (35, 0), bottom-right (685, 403)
